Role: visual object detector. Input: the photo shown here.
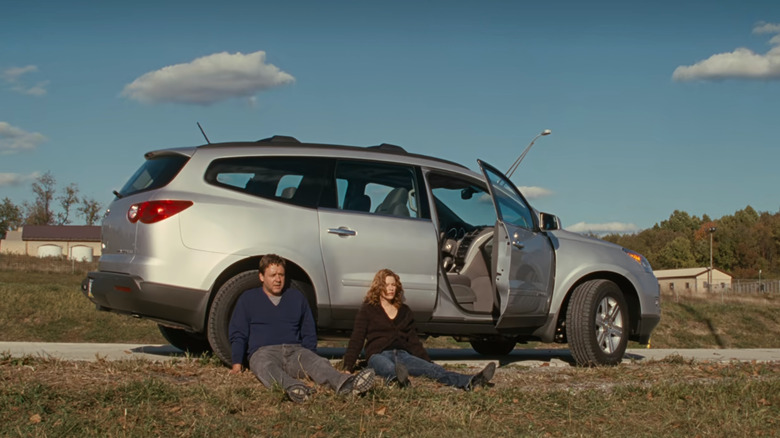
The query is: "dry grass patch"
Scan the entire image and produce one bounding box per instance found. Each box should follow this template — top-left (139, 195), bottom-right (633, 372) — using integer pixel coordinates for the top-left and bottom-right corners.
top-left (2, 355), bottom-right (779, 437)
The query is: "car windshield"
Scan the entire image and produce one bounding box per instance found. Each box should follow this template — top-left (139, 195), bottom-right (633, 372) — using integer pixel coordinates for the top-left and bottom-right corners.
top-left (428, 172), bottom-right (496, 232)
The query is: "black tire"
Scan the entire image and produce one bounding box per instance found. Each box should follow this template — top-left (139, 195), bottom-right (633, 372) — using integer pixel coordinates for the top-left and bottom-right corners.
top-left (470, 337), bottom-right (517, 356)
top-left (566, 279), bottom-right (629, 367)
top-left (206, 270), bottom-right (261, 366)
top-left (158, 325), bottom-right (212, 356)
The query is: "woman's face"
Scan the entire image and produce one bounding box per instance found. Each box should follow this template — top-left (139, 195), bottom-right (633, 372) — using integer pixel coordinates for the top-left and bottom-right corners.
top-left (381, 274), bottom-right (397, 303)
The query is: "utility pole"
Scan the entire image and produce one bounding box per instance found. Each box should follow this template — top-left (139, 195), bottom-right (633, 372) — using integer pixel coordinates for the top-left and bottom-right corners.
top-left (708, 226), bottom-right (717, 296)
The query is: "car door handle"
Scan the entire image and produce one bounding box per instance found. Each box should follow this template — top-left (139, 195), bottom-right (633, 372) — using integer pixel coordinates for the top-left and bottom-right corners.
top-left (512, 240), bottom-right (525, 249)
top-left (328, 227), bottom-right (357, 237)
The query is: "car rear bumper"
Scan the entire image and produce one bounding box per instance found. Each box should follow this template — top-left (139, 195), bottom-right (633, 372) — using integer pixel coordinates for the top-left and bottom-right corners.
top-left (81, 271), bottom-right (210, 332)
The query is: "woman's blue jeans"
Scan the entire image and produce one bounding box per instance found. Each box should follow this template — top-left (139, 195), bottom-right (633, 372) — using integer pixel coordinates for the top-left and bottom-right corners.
top-left (367, 349), bottom-right (471, 388)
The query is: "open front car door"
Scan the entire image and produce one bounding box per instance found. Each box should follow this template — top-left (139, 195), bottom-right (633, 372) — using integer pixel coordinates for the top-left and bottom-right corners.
top-left (478, 160), bottom-right (555, 329)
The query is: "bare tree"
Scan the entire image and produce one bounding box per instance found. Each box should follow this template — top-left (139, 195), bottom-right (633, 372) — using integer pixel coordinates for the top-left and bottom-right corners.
top-left (56, 183), bottom-right (80, 225)
top-left (25, 171), bottom-right (57, 225)
top-left (78, 197), bottom-right (103, 226)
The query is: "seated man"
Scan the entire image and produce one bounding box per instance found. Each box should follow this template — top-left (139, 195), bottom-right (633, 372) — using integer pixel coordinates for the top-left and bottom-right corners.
top-left (229, 254), bottom-right (374, 403)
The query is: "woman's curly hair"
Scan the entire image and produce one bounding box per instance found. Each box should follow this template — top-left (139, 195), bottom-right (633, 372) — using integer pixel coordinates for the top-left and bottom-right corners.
top-left (364, 268), bottom-right (404, 308)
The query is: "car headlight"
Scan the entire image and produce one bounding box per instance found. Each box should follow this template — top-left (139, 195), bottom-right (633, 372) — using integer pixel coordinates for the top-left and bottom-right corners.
top-left (622, 248), bottom-right (653, 274)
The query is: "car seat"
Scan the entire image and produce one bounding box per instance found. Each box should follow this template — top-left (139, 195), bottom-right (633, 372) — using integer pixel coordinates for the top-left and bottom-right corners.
top-left (374, 187), bottom-right (409, 217)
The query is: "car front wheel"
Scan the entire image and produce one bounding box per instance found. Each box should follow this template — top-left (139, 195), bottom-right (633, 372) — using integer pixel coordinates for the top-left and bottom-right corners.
top-left (566, 279), bottom-right (628, 366)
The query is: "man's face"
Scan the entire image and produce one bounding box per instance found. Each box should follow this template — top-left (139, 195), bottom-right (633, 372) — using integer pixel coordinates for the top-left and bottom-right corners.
top-left (259, 264), bottom-right (285, 296)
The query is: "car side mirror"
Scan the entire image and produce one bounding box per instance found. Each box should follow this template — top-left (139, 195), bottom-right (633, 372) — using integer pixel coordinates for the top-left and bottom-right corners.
top-left (539, 212), bottom-right (560, 231)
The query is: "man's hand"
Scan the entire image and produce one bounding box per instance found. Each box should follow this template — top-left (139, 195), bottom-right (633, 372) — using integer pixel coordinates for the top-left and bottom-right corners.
top-left (229, 364), bottom-right (242, 375)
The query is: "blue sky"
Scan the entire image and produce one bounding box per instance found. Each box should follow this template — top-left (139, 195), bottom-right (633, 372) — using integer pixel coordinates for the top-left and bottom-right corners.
top-left (2, 0), bottom-right (778, 233)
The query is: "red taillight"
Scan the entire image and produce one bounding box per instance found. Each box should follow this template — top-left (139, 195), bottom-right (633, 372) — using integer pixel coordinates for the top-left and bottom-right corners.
top-left (127, 200), bottom-right (193, 224)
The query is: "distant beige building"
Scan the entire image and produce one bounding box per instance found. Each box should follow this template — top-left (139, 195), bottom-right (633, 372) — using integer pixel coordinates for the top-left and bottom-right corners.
top-left (0, 225), bottom-right (101, 261)
top-left (654, 267), bottom-right (732, 294)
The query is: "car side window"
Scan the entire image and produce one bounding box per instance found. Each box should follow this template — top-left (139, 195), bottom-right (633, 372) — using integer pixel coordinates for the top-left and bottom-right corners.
top-left (204, 157), bottom-right (334, 208)
top-left (482, 165), bottom-right (535, 230)
top-left (334, 160), bottom-right (420, 218)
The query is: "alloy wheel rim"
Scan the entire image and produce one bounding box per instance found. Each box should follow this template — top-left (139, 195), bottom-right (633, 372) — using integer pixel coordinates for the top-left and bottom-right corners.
top-left (595, 296), bottom-right (623, 353)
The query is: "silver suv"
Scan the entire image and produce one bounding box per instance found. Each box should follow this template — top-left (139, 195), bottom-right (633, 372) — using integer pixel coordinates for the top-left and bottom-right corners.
top-left (82, 135), bottom-right (660, 366)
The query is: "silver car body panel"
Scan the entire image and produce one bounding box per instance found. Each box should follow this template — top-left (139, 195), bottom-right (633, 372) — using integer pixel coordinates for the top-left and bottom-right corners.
top-left (548, 230), bottom-right (661, 318)
top-left (318, 208), bottom-right (438, 321)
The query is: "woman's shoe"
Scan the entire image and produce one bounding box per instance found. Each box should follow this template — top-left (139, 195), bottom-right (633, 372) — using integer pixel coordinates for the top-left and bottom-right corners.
top-left (395, 360), bottom-right (410, 388)
top-left (466, 362), bottom-right (496, 391)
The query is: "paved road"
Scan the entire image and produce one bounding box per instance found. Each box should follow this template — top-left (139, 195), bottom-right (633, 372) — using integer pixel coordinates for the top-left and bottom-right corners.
top-left (2, 342), bottom-right (779, 367)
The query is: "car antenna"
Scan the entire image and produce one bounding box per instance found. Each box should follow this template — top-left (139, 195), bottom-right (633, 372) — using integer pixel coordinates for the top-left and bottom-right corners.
top-left (197, 122), bottom-right (211, 144)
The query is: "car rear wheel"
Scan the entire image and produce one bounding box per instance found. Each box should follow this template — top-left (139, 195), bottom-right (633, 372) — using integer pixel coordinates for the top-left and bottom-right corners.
top-left (469, 336), bottom-right (517, 356)
top-left (207, 270), bottom-right (261, 366)
top-left (566, 279), bottom-right (628, 366)
top-left (158, 325), bottom-right (212, 355)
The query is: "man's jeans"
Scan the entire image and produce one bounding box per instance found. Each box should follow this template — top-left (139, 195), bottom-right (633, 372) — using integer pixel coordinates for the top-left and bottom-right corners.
top-left (249, 344), bottom-right (350, 391)
top-left (367, 349), bottom-right (471, 388)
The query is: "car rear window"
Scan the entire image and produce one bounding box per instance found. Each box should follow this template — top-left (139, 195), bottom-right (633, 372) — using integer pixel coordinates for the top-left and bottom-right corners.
top-left (117, 154), bottom-right (190, 197)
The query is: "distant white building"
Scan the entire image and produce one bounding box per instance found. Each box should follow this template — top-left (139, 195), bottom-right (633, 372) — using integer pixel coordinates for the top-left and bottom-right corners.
top-left (0, 225), bottom-right (101, 261)
top-left (654, 267), bottom-right (732, 295)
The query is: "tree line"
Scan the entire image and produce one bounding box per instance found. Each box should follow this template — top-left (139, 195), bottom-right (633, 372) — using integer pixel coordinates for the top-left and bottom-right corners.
top-left (1, 171), bottom-right (103, 237)
top-left (601, 206), bottom-right (779, 280)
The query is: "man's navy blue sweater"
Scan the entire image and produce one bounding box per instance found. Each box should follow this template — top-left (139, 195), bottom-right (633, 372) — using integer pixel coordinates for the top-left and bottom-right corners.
top-left (228, 286), bottom-right (317, 365)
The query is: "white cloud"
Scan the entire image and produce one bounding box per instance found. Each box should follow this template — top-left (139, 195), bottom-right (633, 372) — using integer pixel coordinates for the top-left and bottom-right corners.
top-left (517, 186), bottom-right (553, 199)
top-left (2, 65), bottom-right (38, 82)
top-left (0, 122), bottom-right (48, 155)
top-left (565, 221), bottom-right (639, 235)
top-left (477, 193), bottom-right (492, 204)
top-left (2, 65), bottom-right (47, 96)
top-left (0, 171), bottom-right (40, 187)
top-left (121, 51), bottom-right (295, 105)
top-left (673, 22), bottom-right (780, 81)
top-left (753, 22), bottom-right (780, 34)
top-left (672, 48), bottom-right (780, 81)
top-left (12, 81), bottom-right (49, 96)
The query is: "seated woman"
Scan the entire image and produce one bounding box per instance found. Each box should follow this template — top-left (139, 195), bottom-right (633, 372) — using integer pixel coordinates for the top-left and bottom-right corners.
top-left (343, 268), bottom-right (496, 390)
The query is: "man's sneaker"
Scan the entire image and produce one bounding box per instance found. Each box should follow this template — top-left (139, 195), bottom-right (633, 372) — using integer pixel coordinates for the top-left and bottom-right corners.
top-left (395, 359), bottom-right (410, 388)
top-left (466, 362), bottom-right (496, 391)
top-left (339, 368), bottom-right (376, 395)
top-left (286, 384), bottom-right (313, 403)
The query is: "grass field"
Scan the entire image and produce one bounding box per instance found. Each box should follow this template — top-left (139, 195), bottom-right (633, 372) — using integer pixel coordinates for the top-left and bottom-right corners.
top-left (2, 254), bottom-right (779, 349)
top-left (2, 354), bottom-right (778, 437)
top-left (1, 255), bottom-right (779, 436)
top-left (0, 256), bottom-right (165, 344)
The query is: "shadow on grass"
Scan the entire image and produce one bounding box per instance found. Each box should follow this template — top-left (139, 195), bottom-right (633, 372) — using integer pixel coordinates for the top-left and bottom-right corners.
top-left (129, 345), bottom-right (186, 356)
top-left (131, 344), bottom-right (688, 368)
top-left (319, 346), bottom-right (579, 367)
top-left (125, 344), bottom-right (580, 366)
top-left (678, 303), bottom-right (727, 348)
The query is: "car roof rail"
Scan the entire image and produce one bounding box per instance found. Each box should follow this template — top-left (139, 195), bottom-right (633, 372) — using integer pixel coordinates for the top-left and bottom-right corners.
top-left (367, 143), bottom-right (407, 154)
top-left (256, 135), bottom-right (301, 144)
